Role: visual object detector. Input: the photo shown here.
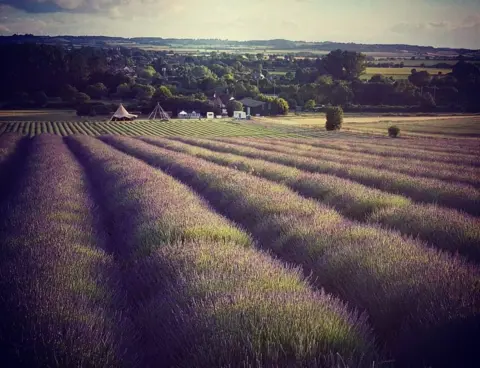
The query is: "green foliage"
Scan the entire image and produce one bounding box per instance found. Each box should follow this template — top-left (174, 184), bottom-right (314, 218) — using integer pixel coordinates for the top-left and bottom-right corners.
top-left (388, 125), bottom-right (400, 138)
top-left (273, 98), bottom-right (289, 115)
top-left (227, 100), bottom-right (244, 117)
top-left (116, 83), bottom-right (131, 98)
top-left (133, 84), bottom-right (155, 101)
top-left (325, 106), bottom-right (343, 131)
top-left (153, 85), bottom-right (173, 101)
top-left (408, 70), bottom-right (431, 88)
top-left (139, 66), bottom-right (156, 79)
top-left (61, 84), bottom-right (79, 102)
top-left (304, 99), bottom-right (316, 111)
top-left (322, 50), bottom-right (367, 80)
top-left (86, 83), bottom-right (107, 99)
top-left (75, 92), bottom-right (91, 104)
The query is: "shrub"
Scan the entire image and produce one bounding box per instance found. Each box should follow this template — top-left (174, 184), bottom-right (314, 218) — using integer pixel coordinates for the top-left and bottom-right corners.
top-left (304, 99), bottom-right (316, 111)
top-left (75, 92), bottom-right (91, 104)
top-left (388, 125), bottom-right (400, 138)
top-left (272, 98), bottom-right (289, 115)
top-left (226, 100), bottom-right (244, 117)
top-left (325, 106), bottom-right (343, 131)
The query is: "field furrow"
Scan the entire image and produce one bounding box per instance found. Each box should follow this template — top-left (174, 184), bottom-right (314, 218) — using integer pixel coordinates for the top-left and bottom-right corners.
top-left (104, 135), bottom-right (480, 366)
top-left (0, 135), bottom-right (123, 367)
top-left (141, 137), bottom-right (480, 262)
top-left (65, 135), bottom-right (375, 367)
top-left (175, 137), bottom-right (480, 216)
top-left (241, 138), bottom-right (480, 187)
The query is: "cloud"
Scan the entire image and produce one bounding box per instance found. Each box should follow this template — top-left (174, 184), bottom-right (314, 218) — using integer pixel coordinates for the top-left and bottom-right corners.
top-left (0, 23), bottom-right (10, 34)
top-left (390, 15), bottom-right (480, 48)
top-left (0, 0), bottom-right (135, 13)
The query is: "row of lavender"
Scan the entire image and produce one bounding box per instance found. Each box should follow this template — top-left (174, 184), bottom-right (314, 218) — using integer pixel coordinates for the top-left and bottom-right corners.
top-left (171, 137), bottom-right (480, 216)
top-left (139, 137), bottom-right (480, 262)
top-left (233, 137), bottom-right (480, 187)
top-left (0, 134), bottom-right (376, 367)
top-left (104, 136), bottom-right (480, 367)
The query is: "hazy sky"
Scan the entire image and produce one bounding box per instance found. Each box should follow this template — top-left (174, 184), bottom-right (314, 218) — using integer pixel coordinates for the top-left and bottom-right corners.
top-left (0, 0), bottom-right (479, 48)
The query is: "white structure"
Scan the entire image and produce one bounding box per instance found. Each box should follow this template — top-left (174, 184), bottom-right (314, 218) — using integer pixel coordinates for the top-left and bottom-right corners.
top-left (233, 111), bottom-right (247, 119)
top-left (216, 115), bottom-right (223, 119)
top-left (109, 104), bottom-right (137, 122)
top-left (148, 102), bottom-right (170, 121)
top-left (178, 111), bottom-right (188, 118)
top-left (206, 112), bottom-right (215, 119)
top-left (190, 111), bottom-right (201, 119)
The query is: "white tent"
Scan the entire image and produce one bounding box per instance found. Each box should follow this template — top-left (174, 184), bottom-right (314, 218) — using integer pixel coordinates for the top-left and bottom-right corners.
top-left (178, 111), bottom-right (188, 118)
top-left (109, 104), bottom-right (138, 122)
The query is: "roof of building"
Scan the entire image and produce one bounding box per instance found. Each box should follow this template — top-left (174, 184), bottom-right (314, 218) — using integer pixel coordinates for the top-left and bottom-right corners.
top-left (238, 97), bottom-right (266, 108)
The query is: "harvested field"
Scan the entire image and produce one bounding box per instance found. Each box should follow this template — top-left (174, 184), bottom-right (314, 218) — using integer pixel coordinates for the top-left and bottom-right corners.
top-left (0, 118), bottom-right (479, 368)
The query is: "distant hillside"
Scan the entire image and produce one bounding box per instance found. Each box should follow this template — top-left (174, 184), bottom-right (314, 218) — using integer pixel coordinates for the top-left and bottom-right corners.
top-left (0, 34), bottom-right (478, 56)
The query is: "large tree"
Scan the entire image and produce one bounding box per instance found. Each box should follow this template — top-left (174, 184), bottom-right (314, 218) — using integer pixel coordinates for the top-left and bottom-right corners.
top-left (322, 50), bottom-right (366, 80)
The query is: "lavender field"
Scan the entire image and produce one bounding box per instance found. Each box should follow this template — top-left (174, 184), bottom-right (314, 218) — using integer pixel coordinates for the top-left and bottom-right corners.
top-left (0, 131), bottom-right (479, 368)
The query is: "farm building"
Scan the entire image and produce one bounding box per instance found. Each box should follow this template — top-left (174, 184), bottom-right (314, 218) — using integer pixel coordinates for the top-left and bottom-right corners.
top-left (238, 97), bottom-right (268, 116)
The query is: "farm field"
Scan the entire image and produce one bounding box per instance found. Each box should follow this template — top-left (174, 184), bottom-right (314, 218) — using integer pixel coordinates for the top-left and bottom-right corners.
top-left (0, 119), bottom-right (297, 138)
top-left (0, 119), bottom-right (479, 367)
top-left (361, 67), bottom-right (452, 80)
top-left (1, 114), bottom-right (480, 140)
top-left (266, 67), bottom-right (452, 79)
top-left (257, 114), bottom-right (480, 139)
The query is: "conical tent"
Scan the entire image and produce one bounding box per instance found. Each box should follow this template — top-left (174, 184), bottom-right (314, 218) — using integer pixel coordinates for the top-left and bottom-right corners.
top-left (109, 104), bottom-right (138, 122)
top-left (148, 102), bottom-right (170, 121)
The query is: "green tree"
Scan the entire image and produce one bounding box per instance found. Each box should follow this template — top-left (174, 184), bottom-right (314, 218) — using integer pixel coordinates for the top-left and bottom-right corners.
top-left (153, 85), bottom-right (173, 101)
top-left (323, 50), bottom-right (366, 80)
top-left (330, 81), bottom-right (353, 105)
top-left (304, 99), bottom-right (316, 111)
top-left (408, 70), bottom-right (431, 89)
top-left (325, 106), bottom-right (343, 131)
top-left (133, 84), bottom-right (155, 100)
top-left (139, 66), bottom-right (156, 79)
top-left (86, 82), bottom-right (107, 99)
top-left (75, 92), bottom-right (91, 104)
top-left (116, 83), bottom-right (131, 98)
top-left (272, 98), bottom-right (289, 115)
top-left (227, 100), bottom-right (244, 117)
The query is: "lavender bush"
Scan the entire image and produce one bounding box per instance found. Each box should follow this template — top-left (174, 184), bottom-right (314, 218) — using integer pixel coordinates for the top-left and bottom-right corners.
top-left (105, 135), bottom-right (480, 365)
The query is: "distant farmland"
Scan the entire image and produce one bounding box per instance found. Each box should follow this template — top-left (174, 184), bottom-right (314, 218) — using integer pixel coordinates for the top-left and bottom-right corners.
top-left (0, 116), bottom-right (479, 367)
top-left (361, 67), bottom-right (452, 79)
top-left (266, 67), bottom-right (452, 79)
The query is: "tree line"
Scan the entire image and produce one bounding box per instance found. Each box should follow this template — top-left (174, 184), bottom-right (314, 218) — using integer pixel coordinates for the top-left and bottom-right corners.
top-left (0, 43), bottom-right (479, 116)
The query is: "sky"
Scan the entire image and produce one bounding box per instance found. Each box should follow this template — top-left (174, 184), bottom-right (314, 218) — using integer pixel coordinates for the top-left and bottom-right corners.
top-left (0, 0), bottom-right (479, 49)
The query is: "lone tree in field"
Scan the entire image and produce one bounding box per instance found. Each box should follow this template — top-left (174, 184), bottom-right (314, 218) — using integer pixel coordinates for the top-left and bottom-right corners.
top-left (325, 106), bottom-right (343, 131)
top-left (388, 125), bottom-right (400, 138)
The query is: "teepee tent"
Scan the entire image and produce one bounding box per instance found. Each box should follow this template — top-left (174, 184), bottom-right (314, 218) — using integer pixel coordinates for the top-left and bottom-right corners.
top-left (109, 104), bottom-right (138, 122)
top-left (148, 102), bottom-right (170, 121)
